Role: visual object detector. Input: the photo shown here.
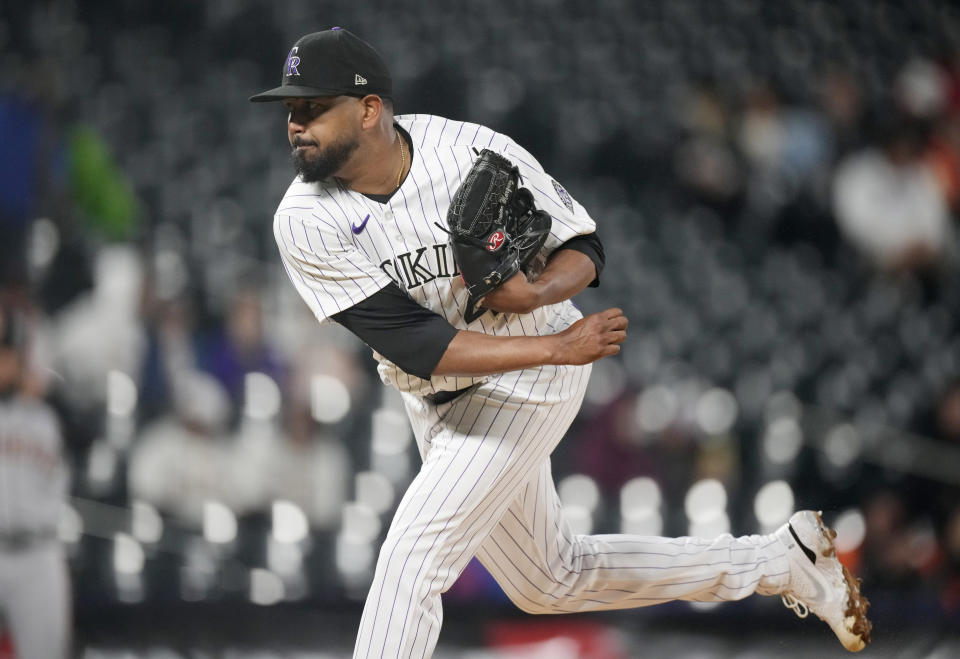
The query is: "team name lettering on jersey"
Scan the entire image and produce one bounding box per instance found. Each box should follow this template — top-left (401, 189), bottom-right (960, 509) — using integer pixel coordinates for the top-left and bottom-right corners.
top-left (380, 242), bottom-right (459, 289)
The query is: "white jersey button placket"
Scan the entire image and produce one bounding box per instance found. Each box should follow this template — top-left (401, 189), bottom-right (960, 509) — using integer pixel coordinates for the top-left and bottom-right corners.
top-left (383, 208), bottom-right (402, 242)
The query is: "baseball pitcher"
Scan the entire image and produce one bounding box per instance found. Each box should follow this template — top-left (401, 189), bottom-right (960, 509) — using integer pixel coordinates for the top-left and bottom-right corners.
top-left (251, 28), bottom-right (871, 657)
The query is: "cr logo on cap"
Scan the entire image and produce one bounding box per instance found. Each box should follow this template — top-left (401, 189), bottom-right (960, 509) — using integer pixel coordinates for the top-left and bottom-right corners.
top-left (285, 46), bottom-right (301, 77)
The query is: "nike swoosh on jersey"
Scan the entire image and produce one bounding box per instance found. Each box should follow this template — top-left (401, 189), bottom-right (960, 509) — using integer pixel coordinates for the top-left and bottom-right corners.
top-left (352, 214), bottom-right (371, 234)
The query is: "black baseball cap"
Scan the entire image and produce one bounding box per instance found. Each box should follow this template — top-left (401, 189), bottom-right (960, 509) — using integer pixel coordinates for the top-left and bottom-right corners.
top-left (249, 28), bottom-right (392, 102)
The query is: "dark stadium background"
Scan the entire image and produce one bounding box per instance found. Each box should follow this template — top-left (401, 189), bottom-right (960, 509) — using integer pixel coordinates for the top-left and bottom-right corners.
top-left (2, 0), bottom-right (960, 656)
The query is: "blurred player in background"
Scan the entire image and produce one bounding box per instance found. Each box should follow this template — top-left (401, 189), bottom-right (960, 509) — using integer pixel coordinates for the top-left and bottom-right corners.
top-left (0, 305), bottom-right (71, 659)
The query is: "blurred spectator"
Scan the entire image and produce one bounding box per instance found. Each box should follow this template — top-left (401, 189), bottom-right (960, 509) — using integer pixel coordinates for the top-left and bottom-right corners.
top-left (51, 245), bottom-right (146, 416)
top-left (672, 84), bottom-right (745, 216)
top-left (941, 50), bottom-right (960, 115)
top-left (0, 56), bottom-right (69, 288)
top-left (941, 506), bottom-right (960, 615)
top-left (818, 69), bottom-right (865, 155)
top-left (832, 118), bottom-right (952, 274)
top-left (235, 418), bottom-right (351, 531)
top-left (926, 380), bottom-right (960, 614)
top-left (137, 291), bottom-right (198, 425)
top-left (573, 390), bottom-right (659, 499)
top-left (199, 286), bottom-right (287, 416)
top-left (737, 82), bottom-right (833, 219)
top-left (66, 125), bottom-right (140, 243)
top-left (934, 379), bottom-right (960, 444)
top-left (573, 382), bottom-right (741, 522)
top-left (926, 113), bottom-right (960, 210)
top-left (895, 57), bottom-right (949, 121)
top-left (861, 490), bottom-right (913, 586)
top-left (0, 305), bottom-right (71, 659)
top-left (281, 322), bottom-right (372, 442)
top-left (128, 370), bottom-right (242, 526)
top-left (739, 84), bottom-right (786, 172)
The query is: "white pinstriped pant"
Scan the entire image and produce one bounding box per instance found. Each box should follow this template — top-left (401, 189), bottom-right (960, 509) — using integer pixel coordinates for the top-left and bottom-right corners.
top-left (353, 364), bottom-right (791, 659)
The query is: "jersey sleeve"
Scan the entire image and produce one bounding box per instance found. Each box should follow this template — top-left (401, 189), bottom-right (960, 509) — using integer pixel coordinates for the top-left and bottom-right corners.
top-left (274, 211), bottom-right (394, 324)
top-left (500, 140), bottom-right (597, 251)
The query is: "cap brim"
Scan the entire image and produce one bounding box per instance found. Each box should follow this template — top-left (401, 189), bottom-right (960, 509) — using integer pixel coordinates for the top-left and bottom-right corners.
top-left (248, 84), bottom-right (345, 102)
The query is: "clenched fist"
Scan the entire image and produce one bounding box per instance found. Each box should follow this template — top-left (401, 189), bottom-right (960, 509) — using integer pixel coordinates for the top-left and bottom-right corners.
top-left (553, 308), bottom-right (628, 365)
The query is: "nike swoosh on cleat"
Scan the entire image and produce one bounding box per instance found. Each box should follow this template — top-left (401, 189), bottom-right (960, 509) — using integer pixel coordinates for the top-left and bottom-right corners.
top-left (796, 561), bottom-right (829, 604)
top-left (789, 523), bottom-right (818, 565)
top-left (352, 214), bottom-right (371, 234)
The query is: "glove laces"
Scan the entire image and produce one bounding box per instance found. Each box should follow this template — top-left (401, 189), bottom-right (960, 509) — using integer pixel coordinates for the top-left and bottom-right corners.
top-left (781, 593), bottom-right (809, 619)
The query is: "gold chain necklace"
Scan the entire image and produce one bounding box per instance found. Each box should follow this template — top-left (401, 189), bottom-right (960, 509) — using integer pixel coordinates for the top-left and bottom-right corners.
top-left (396, 134), bottom-right (406, 190)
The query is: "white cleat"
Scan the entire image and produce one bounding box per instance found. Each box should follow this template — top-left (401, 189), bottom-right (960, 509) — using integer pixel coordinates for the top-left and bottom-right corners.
top-left (775, 510), bottom-right (872, 652)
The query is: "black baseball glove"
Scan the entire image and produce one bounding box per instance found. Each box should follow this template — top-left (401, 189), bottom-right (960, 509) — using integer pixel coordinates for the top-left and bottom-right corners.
top-left (441, 149), bottom-right (552, 323)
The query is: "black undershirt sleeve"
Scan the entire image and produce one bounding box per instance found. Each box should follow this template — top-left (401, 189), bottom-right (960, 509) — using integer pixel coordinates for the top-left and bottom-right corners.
top-left (331, 283), bottom-right (459, 380)
top-left (557, 231), bottom-right (605, 287)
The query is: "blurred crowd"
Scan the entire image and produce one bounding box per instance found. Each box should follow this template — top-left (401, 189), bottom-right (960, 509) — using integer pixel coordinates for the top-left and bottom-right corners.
top-left (3, 3), bottom-right (960, 653)
top-left (672, 52), bottom-right (960, 281)
top-left (567, 45), bottom-right (960, 620)
top-left (673, 41), bottom-right (960, 621)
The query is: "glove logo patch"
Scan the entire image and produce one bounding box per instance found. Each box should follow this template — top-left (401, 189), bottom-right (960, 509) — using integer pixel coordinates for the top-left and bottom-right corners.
top-left (552, 179), bottom-right (574, 213)
top-left (486, 230), bottom-right (506, 252)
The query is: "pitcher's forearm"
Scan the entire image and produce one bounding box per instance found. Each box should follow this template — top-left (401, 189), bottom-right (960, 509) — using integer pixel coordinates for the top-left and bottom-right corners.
top-left (483, 250), bottom-right (597, 314)
top-left (432, 331), bottom-right (561, 376)
top-left (530, 249), bottom-right (597, 307)
top-left (431, 307), bottom-right (627, 377)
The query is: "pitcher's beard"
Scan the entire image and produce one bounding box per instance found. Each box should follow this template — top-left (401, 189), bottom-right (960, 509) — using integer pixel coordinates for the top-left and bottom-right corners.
top-left (292, 137), bottom-right (358, 183)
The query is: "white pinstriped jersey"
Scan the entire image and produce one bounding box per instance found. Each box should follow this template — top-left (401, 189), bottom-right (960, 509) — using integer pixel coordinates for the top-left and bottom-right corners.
top-left (274, 114), bottom-right (596, 396)
top-left (0, 396), bottom-right (66, 533)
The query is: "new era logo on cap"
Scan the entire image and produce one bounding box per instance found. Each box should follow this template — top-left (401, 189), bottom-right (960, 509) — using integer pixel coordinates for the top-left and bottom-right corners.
top-left (355, 74), bottom-right (367, 85)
